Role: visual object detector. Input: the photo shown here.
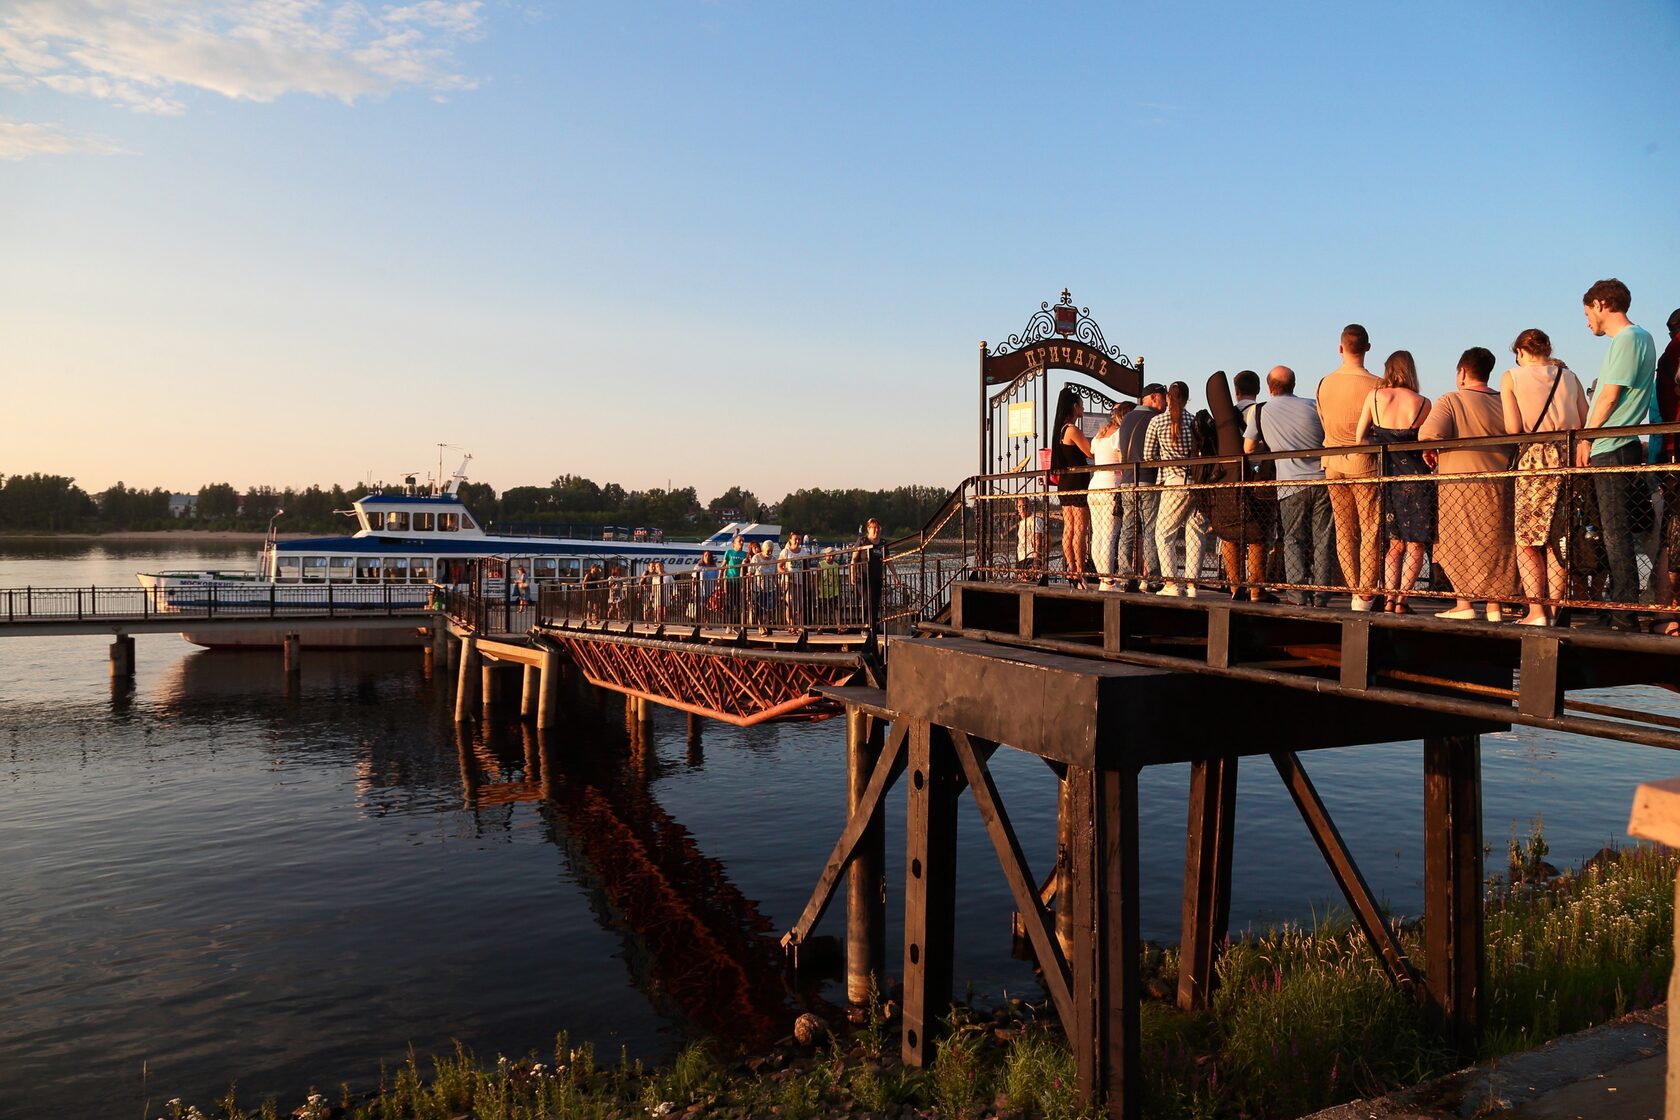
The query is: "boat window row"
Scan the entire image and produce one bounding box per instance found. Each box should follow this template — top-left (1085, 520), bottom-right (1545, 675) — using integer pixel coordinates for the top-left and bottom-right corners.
top-left (363, 510), bottom-right (476, 533)
top-left (272, 555), bottom-right (587, 582)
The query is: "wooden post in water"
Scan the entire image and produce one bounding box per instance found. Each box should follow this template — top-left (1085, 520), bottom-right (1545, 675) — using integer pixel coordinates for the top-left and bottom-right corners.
top-left (1178, 755), bottom-right (1238, 1010)
top-left (1423, 733), bottom-right (1484, 1060)
top-left (109, 633), bottom-right (135, 678)
top-left (900, 720), bottom-right (958, 1068)
top-left (283, 632), bottom-right (301, 675)
top-left (482, 662), bottom-right (509, 713)
top-left (454, 634), bottom-right (479, 722)
top-left (637, 694), bottom-right (654, 729)
top-left (536, 648), bottom-right (562, 732)
top-left (846, 707), bottom-right (886, 1009)
top-left (521, 664), bottom-right (540, 720)
top-left (1055, 772), bottom-right (1076, 961)
top-left (686, 714), bottom-right (704, 765)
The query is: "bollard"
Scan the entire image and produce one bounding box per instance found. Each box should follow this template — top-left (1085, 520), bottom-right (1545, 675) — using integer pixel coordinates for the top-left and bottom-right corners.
top-left (846, 707), bottom-right (886, 1009)
top-left (1628, 778), bottom-right (1680, 1118)
top-left (521, 663), bottom-right (540, 720)
top-left (283, 632), bottom-right (301, 675)
top-left (537, 648), bottom-right (562, 732)
top-left (454, 634), bottom-right (479, 722)
top-left (109, 633), bottom-right (135, 678)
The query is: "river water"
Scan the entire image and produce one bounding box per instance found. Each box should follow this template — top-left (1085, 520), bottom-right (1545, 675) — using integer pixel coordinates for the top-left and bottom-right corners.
top-left (3, 541), bottom-right (1677, 1116)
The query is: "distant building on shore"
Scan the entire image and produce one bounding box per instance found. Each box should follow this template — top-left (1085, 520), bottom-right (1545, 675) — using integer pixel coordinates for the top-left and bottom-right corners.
top-left (168, 493), bottom-right (196, 519)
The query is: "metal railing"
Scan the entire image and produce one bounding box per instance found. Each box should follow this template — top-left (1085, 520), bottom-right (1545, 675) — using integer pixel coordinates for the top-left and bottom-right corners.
top-left (1, 582), bottom-right (437, 624)
top-left (535, 560), bottom-right (937, 636)
top-left (902, 418), bottom-right (1680, 627)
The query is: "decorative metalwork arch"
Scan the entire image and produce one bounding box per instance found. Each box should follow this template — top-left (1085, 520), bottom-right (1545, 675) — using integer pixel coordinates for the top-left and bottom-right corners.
top-left (978, 290), bottom-right (1145, 484)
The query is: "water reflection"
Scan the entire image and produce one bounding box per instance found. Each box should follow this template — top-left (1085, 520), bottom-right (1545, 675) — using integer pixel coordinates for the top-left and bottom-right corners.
top-left (448, 714), bottom-right (811, 1050)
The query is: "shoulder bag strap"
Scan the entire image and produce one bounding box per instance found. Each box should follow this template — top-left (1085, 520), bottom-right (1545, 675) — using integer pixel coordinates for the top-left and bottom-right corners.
top-left (1526, 368), bottom-right (1564, 435)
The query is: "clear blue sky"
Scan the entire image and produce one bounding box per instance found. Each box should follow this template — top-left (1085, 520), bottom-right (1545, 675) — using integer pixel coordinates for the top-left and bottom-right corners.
top-left (4, 1), bottom-right (1678, 500)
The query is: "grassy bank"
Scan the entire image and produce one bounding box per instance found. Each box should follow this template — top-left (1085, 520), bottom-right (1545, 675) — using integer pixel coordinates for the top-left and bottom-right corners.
top-left (158, 839), bottom-right (1677, 1120)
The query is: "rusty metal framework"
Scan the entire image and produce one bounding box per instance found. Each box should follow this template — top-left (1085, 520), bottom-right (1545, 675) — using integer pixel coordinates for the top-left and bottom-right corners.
top-left (546, 630), bottom-right (865, 726)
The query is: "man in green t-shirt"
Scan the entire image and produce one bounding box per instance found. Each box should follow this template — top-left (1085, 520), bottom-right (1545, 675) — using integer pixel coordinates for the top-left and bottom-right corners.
top-left (721, 534), bottom-right (750, 626)
top-left (1577, 278), bottom-right (1659, 623)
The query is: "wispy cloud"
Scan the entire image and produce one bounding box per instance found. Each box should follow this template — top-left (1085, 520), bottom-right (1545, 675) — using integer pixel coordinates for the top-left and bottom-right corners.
top-left (0, 0), bottom-right (483, 119)
top-left (0, 117), bottom-right (126, 159)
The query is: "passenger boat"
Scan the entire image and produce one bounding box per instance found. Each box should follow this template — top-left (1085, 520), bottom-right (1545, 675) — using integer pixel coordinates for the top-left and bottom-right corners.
top-left (136, 455), bottom-right (781, 648)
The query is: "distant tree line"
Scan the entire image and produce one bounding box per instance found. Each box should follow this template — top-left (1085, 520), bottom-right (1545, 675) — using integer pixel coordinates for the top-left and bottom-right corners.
top-left (0, 472), bottom-right (950, 539)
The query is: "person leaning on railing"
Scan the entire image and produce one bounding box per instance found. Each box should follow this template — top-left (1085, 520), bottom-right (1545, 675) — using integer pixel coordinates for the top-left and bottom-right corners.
top-left (1355, 351), bottom-right (1434, 613)
top-left (1245, 366), bottom-right (1333, 607)
top-left (1654, 308), bottom-right (1680, 636)
top-left (722, 534), bottom-right (749, 627)
top-left (1575, 278), bottom-right (1661, 630)
top-left (1501, 328), bottom-right (1589, 627)
top-left (1088, 403), bottom-right (1129, 591)
top-left (1419, 346), bottom-right (1517, 622)
top-left (1050, 386), bottom-right (1094, 588)
top-left (1317, 324), bottom-right (1385, 611)
top-left (1145, 381), bottom-right (1210, 597)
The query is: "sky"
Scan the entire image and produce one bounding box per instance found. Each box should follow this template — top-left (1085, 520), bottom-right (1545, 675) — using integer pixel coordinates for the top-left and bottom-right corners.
top-left (3, 1), bottom-right (1679, 500)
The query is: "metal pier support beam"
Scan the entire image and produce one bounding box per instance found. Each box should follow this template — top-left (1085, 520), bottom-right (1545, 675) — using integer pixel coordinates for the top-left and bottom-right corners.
top-left (109, 633), bottom-right (135, 678)
top-left (454, 634), bottom-right (479, 722)
top-left (536, 648), bottom-right (562, 732)
top-left (1424, 733), bottom-right (1484, 1059)
top-left (282, 632), bottom-right (301, 675)
top-left (845, 707), bottom-right (886, 1009)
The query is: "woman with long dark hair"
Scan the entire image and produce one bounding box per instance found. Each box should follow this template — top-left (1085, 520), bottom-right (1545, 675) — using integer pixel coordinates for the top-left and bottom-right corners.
top-left (1050, 386), bottom-right (1093, 587)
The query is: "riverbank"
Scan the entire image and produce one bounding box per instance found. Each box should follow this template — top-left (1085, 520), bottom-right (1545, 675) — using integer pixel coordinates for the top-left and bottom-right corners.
top-left (0, 529), bottom-right (302, 542)
top-left (158, 840), bottom-right (1678, 1120)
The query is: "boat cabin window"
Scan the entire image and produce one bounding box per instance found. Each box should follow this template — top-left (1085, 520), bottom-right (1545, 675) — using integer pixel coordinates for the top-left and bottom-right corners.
top-left (329, 557), bottom-right (354, 582)
top-left (461, 514), bottom-right (477, 530)
top-left (365, 511), bottom-right (384, 531)
top-left (411, 557), bottom-right (433, 582)
top-left (385, 558), bottom-right (410, 581)
top-left (533, 558), bottom-right (558, 579)
top-left (438, 513), bottom-right (458, 532)
top-left (356, 557), bottom-right (382, 581)
top-left (302, 556), bottom-right (327, 582)
top-left (413, 513), bottom-right (434, 532)
top-left (276, 556), bottom-right (302, 582)
top-left (386, 511), bottom-right (409, 533)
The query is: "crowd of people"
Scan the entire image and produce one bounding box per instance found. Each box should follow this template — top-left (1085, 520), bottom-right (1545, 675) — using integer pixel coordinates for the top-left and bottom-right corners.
top-left (575, 519), bottom-right (893, 631)
top-left (1027, 278), bottom-right (1680, 630)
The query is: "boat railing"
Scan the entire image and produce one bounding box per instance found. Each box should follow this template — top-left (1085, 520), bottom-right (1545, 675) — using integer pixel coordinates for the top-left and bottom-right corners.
top-left (1, 582), bottom-right (435, 623)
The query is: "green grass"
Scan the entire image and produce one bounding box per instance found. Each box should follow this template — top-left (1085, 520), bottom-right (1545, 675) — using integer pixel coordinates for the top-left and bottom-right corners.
top-left (167, 842), bottom-right (1679, 1120)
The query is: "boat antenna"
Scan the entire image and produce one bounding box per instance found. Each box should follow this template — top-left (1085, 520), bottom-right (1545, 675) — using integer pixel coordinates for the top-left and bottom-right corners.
top-left (262, 507), bottom-right (284, 574)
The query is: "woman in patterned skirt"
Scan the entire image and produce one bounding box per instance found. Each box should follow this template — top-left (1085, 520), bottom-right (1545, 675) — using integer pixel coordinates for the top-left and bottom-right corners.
top-left (1499, 328), bottom-right (1588, 626)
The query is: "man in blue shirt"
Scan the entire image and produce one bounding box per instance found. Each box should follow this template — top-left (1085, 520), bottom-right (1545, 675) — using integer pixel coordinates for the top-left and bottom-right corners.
top-left (1576, 278), bottom-right (1659, 625)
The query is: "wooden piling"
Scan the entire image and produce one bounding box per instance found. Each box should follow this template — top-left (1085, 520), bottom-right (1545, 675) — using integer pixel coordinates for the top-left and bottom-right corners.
top-left (846, 707), bottom-right (886, 1009)
top-left (454, 634), bottom-right (479, 722)
top-left (536, 648), bottom-right (562, 731)
top-left (283, 632), bottom-right (301, 674)
top-left (1423, 733), bottom-right (1484, 1059)
top-left (521, 663), bottom-right (540, 720)
top-left (1055, 773), bottom-right (1075, 960)
top-left (1177, 755), bottom-right (1238, 1010)
top-left (482, 662), bottom-right (510, 712)
top-left (108, 633), bottom-right (135, 678)
top-left (900, 721), bottom-right (959, 1067)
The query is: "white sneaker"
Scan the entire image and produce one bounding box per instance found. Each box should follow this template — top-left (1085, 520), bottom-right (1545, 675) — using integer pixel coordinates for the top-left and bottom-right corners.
top-left (1184, 584), bottom-right (1198, 598)
top-left (1351, 596), bottom-right (1375, 612)
top-left (1156, 583), bottom-right (1182, 597)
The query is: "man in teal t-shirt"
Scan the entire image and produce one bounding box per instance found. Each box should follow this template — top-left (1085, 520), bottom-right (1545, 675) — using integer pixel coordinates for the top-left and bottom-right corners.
top-left (1578, 277), bottom-right (1659, 622)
